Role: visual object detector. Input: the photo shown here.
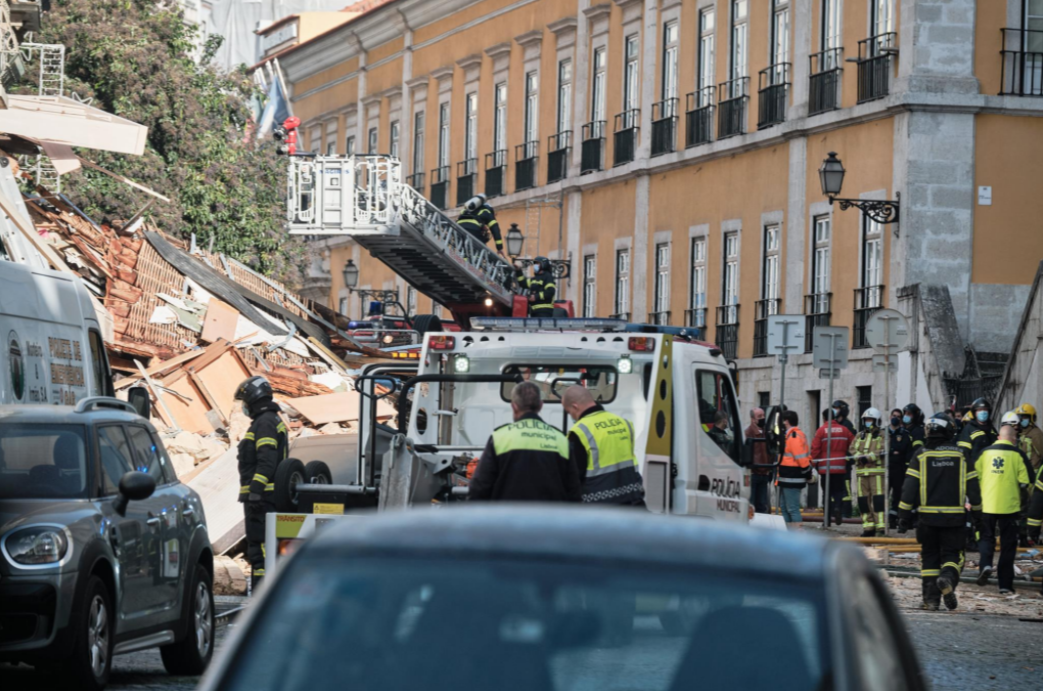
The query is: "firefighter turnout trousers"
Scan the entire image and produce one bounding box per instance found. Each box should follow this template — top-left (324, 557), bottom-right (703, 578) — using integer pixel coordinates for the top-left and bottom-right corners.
top-left (852, 431), bottom-right (885, 531)
top-left (244, 497), bottom-right (275, 591)
top-left (918, 524), bottom-right (966, 601)
top-left (237, 406), bottom-right (289, 591)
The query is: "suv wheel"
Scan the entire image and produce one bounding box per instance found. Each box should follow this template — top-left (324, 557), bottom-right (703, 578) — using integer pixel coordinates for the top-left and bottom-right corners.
top-left (59, 575), bottom-right (113, 691)
top-left (160, 564), bottom-right (214, 676)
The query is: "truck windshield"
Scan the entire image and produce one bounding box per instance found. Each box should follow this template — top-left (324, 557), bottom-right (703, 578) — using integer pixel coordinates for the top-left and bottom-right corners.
top-left (0, 424), bottom-right (89, 499)
top-left (501, 365), bottom-right (618, 403)
top-left (223, 555), bottom-right (832, 691)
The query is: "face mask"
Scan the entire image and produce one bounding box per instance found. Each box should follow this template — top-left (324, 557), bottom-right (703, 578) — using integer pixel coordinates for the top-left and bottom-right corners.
top-left (242, 402), bottom-right (251, 417)
top-left (756, 419), bottom-right (766, 429)
top-left (864, 421), bottom-right (874, 429)
top-left (976, 411), bottom-right (989, 423)
top-left (902, 415), bottom-right (912, 425)
top-left (832, 408), bottom-right (841, 418)
top-left (1020, 418), bottom-right (1030, 428)
top-left (891, 417), bottom-right (902, 427)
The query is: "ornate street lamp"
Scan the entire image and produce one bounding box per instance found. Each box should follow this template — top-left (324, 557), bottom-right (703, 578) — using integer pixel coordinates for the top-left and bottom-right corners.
top-left (505, 223), bottom-right (525, 258)
top-left (342, 259), bottom-right (359, 289)
top-left (819, 151), bottom-right (901, 227)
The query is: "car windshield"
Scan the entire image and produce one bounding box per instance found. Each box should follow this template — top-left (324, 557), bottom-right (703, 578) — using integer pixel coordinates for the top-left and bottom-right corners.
top-left (501, 365), bottom-right (618, 403)
top-left (0, 424), bottom-right (89, 499)
top-left (222, 556), bottom-right (832, 691)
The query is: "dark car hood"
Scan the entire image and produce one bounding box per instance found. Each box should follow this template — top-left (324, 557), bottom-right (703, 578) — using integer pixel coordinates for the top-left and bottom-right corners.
top-left (0, 499), bottom-right (97, 536)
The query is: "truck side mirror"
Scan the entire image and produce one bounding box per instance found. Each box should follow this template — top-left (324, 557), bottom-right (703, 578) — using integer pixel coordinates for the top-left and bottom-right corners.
top-left (113, 471), bottom-right (155, 517)
top-left (128, 387), bottom-right (151, 419)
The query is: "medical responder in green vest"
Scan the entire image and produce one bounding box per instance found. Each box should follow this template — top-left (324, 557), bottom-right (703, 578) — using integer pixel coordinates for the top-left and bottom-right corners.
top-left (852, 407), bottom-right (886, 537)
top-left (517, 256), bottom-right (557, 317)
top-left (899, 413), bottom-right (982, 611)
top-left (234, 376), bottom-right (288, 593)
top-left (457, 193), bottom-right (504, 255)
top-left (975, 412), bottom-right (1032, 594)
top-left (469, 381), bottom-right (581, 502)
top-left (563, 385), bottom-right (645, 506)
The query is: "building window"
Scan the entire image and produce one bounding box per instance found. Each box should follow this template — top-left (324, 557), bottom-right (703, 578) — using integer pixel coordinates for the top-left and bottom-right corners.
top-left (614, 248), bottom-right (630, 318)
top-left (698, 9), bottom-right (716, 106)
top-left (723, 232), bottom-right (739, 321)
top-left (857, 385), bottom-right (873, 420)
top-left (862, 218), bottom-right (884, 303)
top-left (338, 297), bottom-right (348, 315)
top-left (811, 215), bottom-right (831, 314)
top-left (871, 0), bottom-right (894, 38)
top-left (771, 0), bottom-right (790, 67)
top-left (730, 0), bottom-right (749, 85)
top-left (662, 21), bottom-right (679, 107)
top-left (326, 140), bottom-right (336, 155)
top-left (822, 0), bottom-right (841, 65)
top-left (592, 47), bottom-right (607, 125)
top-left (406, 286), bottom-right (417, 316)
top-left (653, 242), bottom-right (671, 323)
top-left (389, 120), bottom-right (400, 159)
top-left (689, 238), bottom-right (707, 328)
top-left (464, 92), bottom-right (478, 161)
top-left (557, 59), bottom-right (572, 135)
top-left (762, 225), bottom-right (780, 305)
top-left (433, 303), bottom-right (444, 319)
top-left (494, 82), bottom-right (507, 152)
top-left (524, 71), bottom-right (539, 145)
top-left (412, 111), bottom-right (424, 173)
top-left (346, 135), bottom-right (356, 156)
top-left (438, 102), bottom-right (450, 167)
top-left (583, 254), bottom-right (596, 318)
top-left (368, 127), bottom-right (378, 154)
top-left (624, 35), bottom-right (640, 113)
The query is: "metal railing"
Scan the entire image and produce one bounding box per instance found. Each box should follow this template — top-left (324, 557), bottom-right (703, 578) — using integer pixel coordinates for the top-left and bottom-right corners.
top-left (1001, 28), bottom-right (1043, 96)
top-left (547, 131), bottom-right (571, 183)
top-left (717, 78), bottom-right (749, 139)
top-left (610, 311), bottom-right (631, 321)
top-left (651, 98), bottom-right (678, 156)
top-left (613, 109), bottom-right (640, 166)
top-left (648, 311), bottom-right (671, 326)
top-left (757, 63), bottom-right (790, 130)
top-left (285, 154), bottom-right (403, 234)
top-left (853, 285), bottom-right (884, 349)
top-left (456, 158), bottom-right (477, 206)
top-left (685, 307), bottom-right (707, 329)
top-left (515, 141), bottom-right (539, 191)
top-left (429, 165), bottom-right (450, 210)
top-left (685, 89), bottom-right (715, 148)
top-left (753, 298), bottom-right (781, 357)
top-left (857, 32), bottom-right (896, 103)
top-left (804, 292), bottom-right (832, 352)
top-left (809, 48), bottom-right (843, 115)
top-left (581, 121), bottom-right (606, 174)
top-left (484, 150), bottom-right (507, 198)
top-left (715, 304), bottom-right (740, 360)
top-left (406, 171), bottom-right (425, 196)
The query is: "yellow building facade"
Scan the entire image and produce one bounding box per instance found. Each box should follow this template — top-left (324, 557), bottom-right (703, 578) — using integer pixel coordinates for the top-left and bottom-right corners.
top-left (273, 0), bottom-right (1043, 419)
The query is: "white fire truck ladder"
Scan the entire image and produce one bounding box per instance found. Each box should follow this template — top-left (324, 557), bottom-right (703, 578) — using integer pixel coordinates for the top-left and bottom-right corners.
top-left (21, 41), bottom-right (66, 192)
top-left (286, 154), bottom-right (521, 312)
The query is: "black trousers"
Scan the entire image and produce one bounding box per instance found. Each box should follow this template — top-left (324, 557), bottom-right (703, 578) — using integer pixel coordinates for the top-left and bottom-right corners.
top-left (918, 523), bottom-right (965, 592)
top-left (750, 473), bottom-right (772, 513)
top-left (822, 474), bottom-right (846, 525)
top-left (978, 513), bottom-right (1020, 590)
top-left (888, 463), bottom-right (906, 522)
top-left (244, 498), bottom-right (275, 592)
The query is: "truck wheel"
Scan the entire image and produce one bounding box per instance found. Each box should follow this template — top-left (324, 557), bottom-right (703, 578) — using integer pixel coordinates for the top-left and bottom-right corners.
top-left (412, 314), bottom-right (443, 336)
top-left (305, 460), bottom-right (333, 484)
top-left (160, 564), bottom-right (214, 676)
top-left (59, 575), bottom-right (113, 691)
top-left (274, 458), bottom-right (306, 512)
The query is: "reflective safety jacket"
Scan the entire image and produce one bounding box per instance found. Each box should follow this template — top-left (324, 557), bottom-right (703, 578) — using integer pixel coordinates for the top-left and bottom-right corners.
top-left (1019, 424), bottom-right (1043, 474)
top-left (975, 440), bottom-right (1031, 515)
top-left (956, 420), bottom-right (998, 465)
top-left (906, 424), bottom-right (925, 460)
top-left (899, 440), bottom-right (981, 527)
top-left (777, 427), bottom-right (812, 486)
top-left (1027, 474), bottom-right (1043, 530)
top-left (569, 409), bottom-right (644, 504)
top-left (237, 402), bottom-right (288, 502)
top-left (810, 421), bottom-right (854, 475)
top-left (851, 430), bottom-right (884, 475)
top-left (518, 269), bottom-right (557, 314)
top-left (470, 413), bottom-right (581, 502)
top-left (457, 204), bottom-right (503, 251)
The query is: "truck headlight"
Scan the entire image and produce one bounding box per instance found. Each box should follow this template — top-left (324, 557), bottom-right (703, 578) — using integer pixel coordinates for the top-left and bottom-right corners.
top-left (4, 526), bottom-right (70, 565)
top-left (454, 355), bottom-right (470, 373)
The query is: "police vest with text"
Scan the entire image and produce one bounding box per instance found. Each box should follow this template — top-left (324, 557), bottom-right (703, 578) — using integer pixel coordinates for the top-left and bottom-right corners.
top-left (571, 411), bottom-right (644, 504)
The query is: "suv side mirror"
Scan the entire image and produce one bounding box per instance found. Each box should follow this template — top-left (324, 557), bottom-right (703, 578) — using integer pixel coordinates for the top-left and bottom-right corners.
top-left (113, 471), bottom-right (156, 517)
top-left (128, 387), bottom-right (151, 419)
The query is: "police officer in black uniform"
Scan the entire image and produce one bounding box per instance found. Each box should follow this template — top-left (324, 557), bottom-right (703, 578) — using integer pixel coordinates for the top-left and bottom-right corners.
top-left (899, 413), bottom-right (983, 611)
top-left (956, 398), bottom-right (998, 550)
top-left (457, 194), bottom-right (504, 255)
top-left (518, 256), bottom-right (557, 317)
top-left (902, 403), bottom-right (926, 456)
top-left (234, 376), bottom-right (288, 593)
top-left (887, 409), bottom-right (913, 530)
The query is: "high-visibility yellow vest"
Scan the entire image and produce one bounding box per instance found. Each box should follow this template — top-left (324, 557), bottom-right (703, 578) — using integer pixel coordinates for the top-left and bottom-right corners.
top-left (975, 440), bottom-right (1031, 514)
top-left (570, 410), bottom-right (643, 504)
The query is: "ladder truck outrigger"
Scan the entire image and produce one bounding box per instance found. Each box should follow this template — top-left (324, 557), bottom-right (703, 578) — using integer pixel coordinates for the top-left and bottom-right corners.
top-left (268, 130), bottom-right (759, 574)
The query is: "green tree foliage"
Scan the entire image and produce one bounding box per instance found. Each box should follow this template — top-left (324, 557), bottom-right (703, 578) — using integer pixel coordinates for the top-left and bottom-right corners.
top-left (24, 0), bottom-right (303, 282)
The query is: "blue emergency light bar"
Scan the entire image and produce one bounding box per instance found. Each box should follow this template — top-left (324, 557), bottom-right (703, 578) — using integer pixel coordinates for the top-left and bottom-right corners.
top-left (469, 317), bottom-right (628, 332)
top-left (625, 323), bottom-right (705, 340)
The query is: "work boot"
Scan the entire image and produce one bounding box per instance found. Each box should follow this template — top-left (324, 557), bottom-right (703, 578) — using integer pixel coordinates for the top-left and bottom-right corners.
top-left (922, 581), bottom-right (941, 611)
top-left (889, 516), bottom-right (898, 530)
top-left (976, 566), bottom-right (992, 587)
top-left (937, 576), bottom-right (958, 611)
top-left (861, 528), bottom-right (875, 538)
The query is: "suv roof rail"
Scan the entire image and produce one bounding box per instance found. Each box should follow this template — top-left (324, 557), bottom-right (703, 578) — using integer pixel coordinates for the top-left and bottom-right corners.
top-left (74, 397), bottom-right (138, 415)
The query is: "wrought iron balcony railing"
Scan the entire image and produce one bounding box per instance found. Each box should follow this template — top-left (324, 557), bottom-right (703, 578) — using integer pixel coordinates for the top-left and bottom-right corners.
top-left (651, 98), bottom-right (678, 156)
top-left (809, 48), bottom-right (843, 115)
top-left (853, 285), bottom-right (884, 349)
top-left (757, 63), bottom-right (790, 129)
top-left (685, 88), bottom-right (715, 148)
top-left (717, 78), bottom-right (749, 139)
top-left (429, 165), bottom-right (450, 210)
top-left (515, 141), bottom-right (539, 192)
top-left (613, 109), bottom-right (639, 166)
top-left (856, 32), bottom-right (896, 103)
top-left (715, 304), bottom-right (740, 361)
top-left (456, 158), bottom-right (477, 206)
top-left (753, 298), bottom-right (782, 357)
top-left (547, 131), bottom-right (571, 183)
top-left (581, 120), bottom-right (606, 174)
top-left (1001, 28), bottom-right (1043, 96)
top-left (484, 150), bottom-right (507, 198)
top-left (803, 292), bottom-right (833, 352)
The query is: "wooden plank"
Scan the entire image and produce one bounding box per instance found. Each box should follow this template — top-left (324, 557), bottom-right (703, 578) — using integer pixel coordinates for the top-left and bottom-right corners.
top-left (187, 369), bottom-right (229, 427)
top-left (288, 391), bottom-right (395, 426)
top-left (158, 339), bottom-right (232, 386)
top-left (304, 336), bottom-right (349, 373)
top-left (134, 359), bottom-right (180, 431)
top-left (200, 299), bottom-right (239, 344)
top-left (194, 349), bottom-right (251, 421)
top-left (164, 377), bottom-right (214, 434)
top-left (114, 349), bottom-right (205, 389)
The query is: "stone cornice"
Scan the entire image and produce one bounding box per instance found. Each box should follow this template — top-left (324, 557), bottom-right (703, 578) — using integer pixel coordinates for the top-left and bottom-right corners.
top-left (547, 17), bottom-right (578, 35)
top-left (456, 53), bottom-right (483, 71)
top-left (484, 41), bottom-right (512, 59)
top-left (514, 29), bottom-right (544, 49)
top-left (405, 74), bottom-right (429, 91)
top-left (583, 3), bottom-right (612, 20)
top-left (431, 66), bottom-right (454, 82)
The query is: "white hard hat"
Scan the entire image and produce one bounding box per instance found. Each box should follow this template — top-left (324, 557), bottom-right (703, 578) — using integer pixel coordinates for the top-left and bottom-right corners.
top-left (1000, 411), bottom-right (1020, 427)
top-left (862, 407), bottom-right (882, 421)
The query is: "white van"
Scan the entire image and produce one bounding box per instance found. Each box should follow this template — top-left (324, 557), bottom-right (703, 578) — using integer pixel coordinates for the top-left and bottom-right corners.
top-left (0, 261), bottom-right (115, 404)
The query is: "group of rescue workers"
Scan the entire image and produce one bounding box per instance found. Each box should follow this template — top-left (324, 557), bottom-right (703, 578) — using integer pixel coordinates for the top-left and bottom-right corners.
top-left (767, 395), bottom-right (1043, 610)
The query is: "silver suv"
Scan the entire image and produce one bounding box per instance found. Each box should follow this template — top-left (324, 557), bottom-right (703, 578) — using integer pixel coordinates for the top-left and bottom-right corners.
top-left (0, 398), bottom-right (214, 690)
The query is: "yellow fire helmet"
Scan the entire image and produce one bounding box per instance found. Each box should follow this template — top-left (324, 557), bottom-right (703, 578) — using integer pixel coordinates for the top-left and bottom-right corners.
top-left (1015, 403), bottom-right (1037, 421)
